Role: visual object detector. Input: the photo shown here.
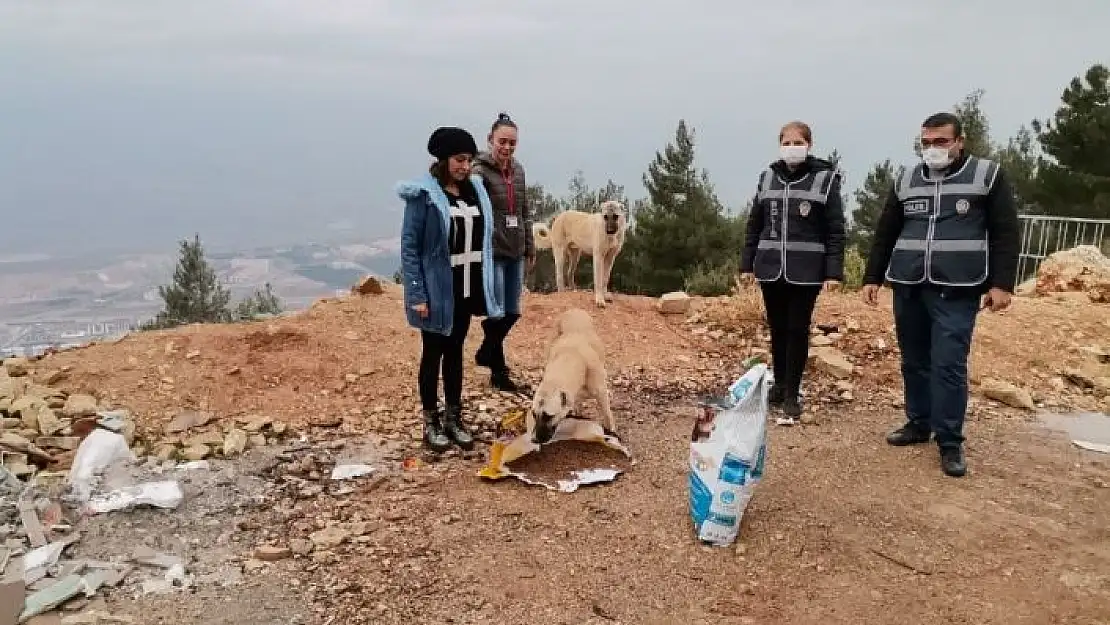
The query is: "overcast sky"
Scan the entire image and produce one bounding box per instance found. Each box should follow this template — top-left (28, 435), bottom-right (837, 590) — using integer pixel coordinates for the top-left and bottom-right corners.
top-left (0, 0), bottom-right (1106, 256)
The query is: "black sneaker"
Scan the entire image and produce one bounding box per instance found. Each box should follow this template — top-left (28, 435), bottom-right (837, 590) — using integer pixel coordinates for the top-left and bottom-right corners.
top-left (939, 447), bottom-right (967, 477)
top-left (886, 425), bottom-right (932, 446)
top-left (782, 395), bottom-right (802, 417)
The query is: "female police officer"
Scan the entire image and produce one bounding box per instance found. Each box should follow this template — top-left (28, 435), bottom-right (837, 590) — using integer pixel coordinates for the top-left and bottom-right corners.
top-left (740, 121), bottom-right (847, 421)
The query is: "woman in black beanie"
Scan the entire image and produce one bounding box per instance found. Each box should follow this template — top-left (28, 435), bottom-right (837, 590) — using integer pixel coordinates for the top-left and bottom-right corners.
top-left (396, 126), bottom-right (505, 453)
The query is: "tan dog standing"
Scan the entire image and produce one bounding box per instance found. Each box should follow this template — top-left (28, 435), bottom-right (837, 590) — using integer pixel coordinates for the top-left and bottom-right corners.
top-left (527, 308), bottom-right (615, 444)
top-left (532, 200), bottom-right (627, 307)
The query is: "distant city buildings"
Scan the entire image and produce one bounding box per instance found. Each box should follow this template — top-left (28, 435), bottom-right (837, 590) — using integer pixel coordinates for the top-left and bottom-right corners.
top-left (1, 317), bottom-right (138, 357)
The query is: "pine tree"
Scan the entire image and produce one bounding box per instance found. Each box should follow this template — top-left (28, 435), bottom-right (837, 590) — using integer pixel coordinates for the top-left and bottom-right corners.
top-left (614, 120), bottom-right (744, 295)
top-left (851, 159), bottom-right (896, 255)
top-left (235, 282), bottom-right (283, 320)
top-left (144, 234), bottom-right (232, 329)
top-left (1031, 63), bottom-right (1110, 218)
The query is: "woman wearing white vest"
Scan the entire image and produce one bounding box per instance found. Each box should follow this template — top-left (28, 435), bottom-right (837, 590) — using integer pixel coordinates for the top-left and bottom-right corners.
top-left (740, 121), bottom-right (847, 421)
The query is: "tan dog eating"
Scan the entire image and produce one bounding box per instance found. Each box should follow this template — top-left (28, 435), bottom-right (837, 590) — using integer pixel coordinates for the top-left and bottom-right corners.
top-left (527, 308), bottom-right (615, 444)
top-left (532, 200), bottom-right (628, 308)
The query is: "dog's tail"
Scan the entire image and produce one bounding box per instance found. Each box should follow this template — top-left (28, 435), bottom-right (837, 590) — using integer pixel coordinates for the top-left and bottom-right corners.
top-left (532, 222), bottom-right (552, 250)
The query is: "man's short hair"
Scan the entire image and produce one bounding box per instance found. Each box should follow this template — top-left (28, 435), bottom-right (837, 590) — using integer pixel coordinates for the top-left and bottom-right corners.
top-left (921, 112), bottom-right (963, 138)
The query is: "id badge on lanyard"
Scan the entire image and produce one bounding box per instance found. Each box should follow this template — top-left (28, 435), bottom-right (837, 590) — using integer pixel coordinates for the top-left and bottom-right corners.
top-left (503, 168), bottom-right (518, 228)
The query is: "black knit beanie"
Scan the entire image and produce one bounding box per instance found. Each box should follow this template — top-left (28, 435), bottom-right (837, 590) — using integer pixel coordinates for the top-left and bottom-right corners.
top-left (427, 127), bottom-right (477, 160)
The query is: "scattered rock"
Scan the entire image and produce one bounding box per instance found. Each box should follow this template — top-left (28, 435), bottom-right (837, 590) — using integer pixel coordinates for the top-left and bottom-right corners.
top-left (289, 539), bottom-right (314, 556)
top-left (810, 335), bottom-right (834, 347)
top-left (61, 394), bottom-right (99, 418)
top-left (810, 348), bottom-right (853, 379)
top-left (242, 415), bottom-right (273, 433)
top-left (351, 275), bottom-right (384, 296)
top-left (981, 378), bottom-right (1035, 410)
top-left (40, 370), bottom-right (67, 385)
top-left (154, 444), bottom-right (178, 461)
top-left (3, 357), bottom-right (30, 376)
top-left (254, 545), bottom-right (292, 562)
top-left (659, 291), bottom-right (692, 315)
top-left (11, 396), bottom-right (45, 430)
top-left (164, 410), bottom-right (215, 434)
top-left (36, 407), bottom-right (65, 436)
top-left (310, 525), bottom-right (350, 550)
top-left (222, 429), bottom-right (249, 457)
top-left (35, 436), bottom-right (80, 451)
top-left (181, 445), bottom-right (211, 461)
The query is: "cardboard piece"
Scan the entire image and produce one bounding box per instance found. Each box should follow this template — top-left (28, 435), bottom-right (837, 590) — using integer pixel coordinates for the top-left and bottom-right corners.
top-left (478, 417), bottom-right (633, 492)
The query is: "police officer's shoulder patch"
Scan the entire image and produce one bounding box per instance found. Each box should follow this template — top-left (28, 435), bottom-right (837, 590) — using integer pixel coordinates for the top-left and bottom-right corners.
top-left (956, 199), bottom-right (971, 214)
top-left (799, 200), bottom-right (812, 217)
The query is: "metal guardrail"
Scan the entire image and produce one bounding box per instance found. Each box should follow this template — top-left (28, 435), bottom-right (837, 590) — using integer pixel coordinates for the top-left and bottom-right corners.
top-left (1015, 215), bottom-right (1110, 287)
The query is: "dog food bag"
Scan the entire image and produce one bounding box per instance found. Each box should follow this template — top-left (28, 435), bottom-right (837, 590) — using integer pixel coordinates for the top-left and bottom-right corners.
top-left (688, 363), bottom-right (771, 547)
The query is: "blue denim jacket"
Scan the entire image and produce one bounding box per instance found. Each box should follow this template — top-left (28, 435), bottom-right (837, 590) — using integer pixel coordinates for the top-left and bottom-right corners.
top-left (397, 172), bottom-right (505, 335)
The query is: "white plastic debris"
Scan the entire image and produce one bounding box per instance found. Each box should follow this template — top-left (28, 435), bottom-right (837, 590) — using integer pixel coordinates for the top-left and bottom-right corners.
top-left (23, 541), bottom-right (66, 573)
top-left (95, 410), bottom-right (129, 432)
top-left (177, 460), bottom-right (211, 471)
top-left (1073, 439), bottom-right (1110, 454)
top-left (329, 464), bottom-right (375, 480)
top-left (68, 429), bottom-right (135, 501)
top-left (85, 481), bottom-right (184, 514)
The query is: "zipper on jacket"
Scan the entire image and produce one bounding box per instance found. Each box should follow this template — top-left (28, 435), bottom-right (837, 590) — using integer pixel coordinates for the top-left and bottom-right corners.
top-left (781, 183), bottom-right (790, 282)
top-left (924, 177), bottom-right (941, 283)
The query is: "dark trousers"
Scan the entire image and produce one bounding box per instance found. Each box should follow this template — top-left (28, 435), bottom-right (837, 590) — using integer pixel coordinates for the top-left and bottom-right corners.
top-left (892, 285), bottom-right (979, 449)
top-left (759, 279), bottom-right (821, 397)
top-left (418, 304), bottom-right (472, 411)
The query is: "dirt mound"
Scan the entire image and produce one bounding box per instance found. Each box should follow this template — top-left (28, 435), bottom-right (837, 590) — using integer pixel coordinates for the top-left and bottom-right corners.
top-left (12, 285), bottom-right (1110, 466)
top-left (33, 291), bottom-right (715, 444)
top-left (1035, 244), bottom-right (1110, 303)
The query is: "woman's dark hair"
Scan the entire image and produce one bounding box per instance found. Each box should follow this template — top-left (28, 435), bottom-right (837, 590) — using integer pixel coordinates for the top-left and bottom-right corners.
top-left (490, 112), bottom-right (517, 134)
top-left (429, 159), bottom-right (451, 186)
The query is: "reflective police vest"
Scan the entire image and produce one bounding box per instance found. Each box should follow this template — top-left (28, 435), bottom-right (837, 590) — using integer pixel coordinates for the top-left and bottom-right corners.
top-left (751, 167), bottom-right (839, 285)
top-left (885, 156), bottom-right (998, 287)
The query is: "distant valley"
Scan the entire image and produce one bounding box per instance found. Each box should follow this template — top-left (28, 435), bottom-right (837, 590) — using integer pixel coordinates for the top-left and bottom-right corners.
top-left (0, 237), bottom-right (401, 356)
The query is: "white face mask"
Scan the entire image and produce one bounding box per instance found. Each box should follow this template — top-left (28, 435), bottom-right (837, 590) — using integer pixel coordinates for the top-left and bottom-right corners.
top-left (779, 145), bottom-right (808, 165)
top-left (922, 146), bottom-right (954, 170)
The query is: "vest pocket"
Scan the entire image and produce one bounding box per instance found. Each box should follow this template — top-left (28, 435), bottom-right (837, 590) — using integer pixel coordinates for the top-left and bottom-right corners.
top-left (753, 246), bottom-right (783, 281)
top-left (887, 248), bottom-right (926, 283)
top-left (928, 250), bottom-right (989, 286)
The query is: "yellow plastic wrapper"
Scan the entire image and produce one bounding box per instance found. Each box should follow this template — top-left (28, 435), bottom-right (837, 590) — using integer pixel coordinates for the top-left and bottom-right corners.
top-left (478, 417), bottom-right (633, 493)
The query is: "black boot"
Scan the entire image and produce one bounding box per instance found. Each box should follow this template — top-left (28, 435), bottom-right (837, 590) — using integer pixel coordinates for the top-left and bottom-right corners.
top-left (886, 424), bottom-right (932, 446)
top-left (939, 446), bottom-right (967, 478)
top-left (768, 384), bottom-right (786, 406)
top-left (422, 409), bottom-right (451, 453)
top-left (475, 319), bottom-right (499, 369)
top-left (782, 394), bottom-right (802, 417)
top-left (443, 405), bottom-right (475, 451)
top-left (489, 314), bottom-right (524, 392)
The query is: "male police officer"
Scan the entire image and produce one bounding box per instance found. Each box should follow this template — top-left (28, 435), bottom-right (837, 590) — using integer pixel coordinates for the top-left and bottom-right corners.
top-left (862, 112), bottom-right (1020, 478)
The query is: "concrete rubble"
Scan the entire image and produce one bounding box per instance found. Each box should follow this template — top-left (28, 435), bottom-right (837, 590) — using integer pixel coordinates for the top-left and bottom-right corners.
top-left (0, 359), bottom-right (217, 623)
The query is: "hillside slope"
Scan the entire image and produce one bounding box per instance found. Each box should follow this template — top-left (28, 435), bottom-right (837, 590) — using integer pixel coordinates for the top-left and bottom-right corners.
top-left (4, 286), bottom-right (1109, 624)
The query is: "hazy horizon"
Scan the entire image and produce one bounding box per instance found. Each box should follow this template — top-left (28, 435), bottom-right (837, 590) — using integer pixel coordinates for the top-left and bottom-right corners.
top-left (2, 1), bottom-right (1108, 256)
